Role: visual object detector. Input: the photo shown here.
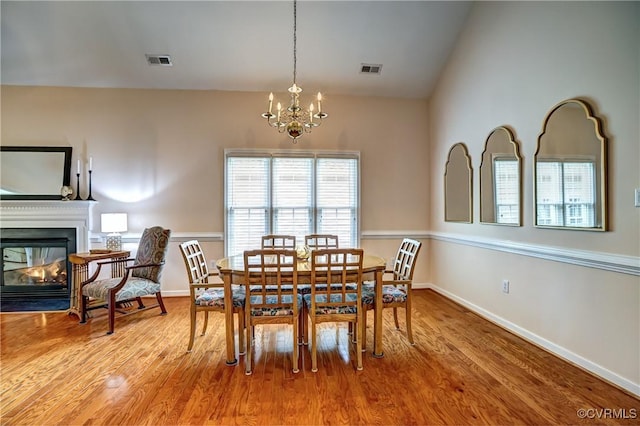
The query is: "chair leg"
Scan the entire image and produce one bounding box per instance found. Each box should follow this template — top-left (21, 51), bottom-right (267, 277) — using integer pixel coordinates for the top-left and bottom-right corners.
top-left (237, 309), bottom-right (246, 355)
top-left (187, 306), bottom-right (197, 352)
top-left (299, 309), bottom-right (309, 346)
top-left (406, 303), bottom-right (414, 345)
top-left (200, 311), bottom-right (209, 335)
top-left (292, 317), bottom-right (300, 373)
top-left (107, 293), bottom-right (116, 335)
top-left (136, 297), bottom-right (146, 309)
top-left (155, 292), bottom-right (168, 315)
top-left (356, 315), bottom-right (363, 371)
top-left (393, 307), bottom-right (400, 330)
top-left (310, 316), bottom-right (318, 373)
top-left (79, 294), bottom-right (87, 324)
top-left (245, 318), bottom-right (253, 375)
top-left (361, 308), bottom-right (368, 352)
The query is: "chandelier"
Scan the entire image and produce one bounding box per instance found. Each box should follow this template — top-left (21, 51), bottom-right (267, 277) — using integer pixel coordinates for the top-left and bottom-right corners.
top-left (261, 0), bottom-right (327, 142)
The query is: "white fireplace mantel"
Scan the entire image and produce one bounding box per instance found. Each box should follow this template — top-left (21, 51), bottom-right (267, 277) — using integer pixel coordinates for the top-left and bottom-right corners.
top-left (0, 200), bottom-right (96, 253)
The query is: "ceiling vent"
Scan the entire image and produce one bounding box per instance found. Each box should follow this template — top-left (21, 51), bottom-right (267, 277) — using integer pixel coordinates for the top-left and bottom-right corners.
top-left (146, 54), bottom-right (172, 66)
top-left (360, 63), bottom-right (382, 74)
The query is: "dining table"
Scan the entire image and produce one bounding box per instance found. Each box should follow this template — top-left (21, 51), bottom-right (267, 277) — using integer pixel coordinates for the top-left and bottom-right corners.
top-left (215, 252), bottom-right (387, 366)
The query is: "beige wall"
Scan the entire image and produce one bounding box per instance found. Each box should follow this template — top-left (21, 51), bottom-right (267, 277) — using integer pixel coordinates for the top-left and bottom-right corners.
top-left (429, 2), bottom-right (639, 393)
top-left (0, 85), bottom-right (431, 292)
top-left (2, 0), bottom-right (638, 396)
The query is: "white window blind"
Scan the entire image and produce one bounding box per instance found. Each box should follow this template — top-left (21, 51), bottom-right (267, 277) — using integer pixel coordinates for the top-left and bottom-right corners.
top-left (493, 159), bottom-right (519, 224)
top-left (226, 157), bottom-right (270, 256)
top-left (536, 160), bottom-right (595, 227)
top-left (225, 152), bottom-right (359, 256)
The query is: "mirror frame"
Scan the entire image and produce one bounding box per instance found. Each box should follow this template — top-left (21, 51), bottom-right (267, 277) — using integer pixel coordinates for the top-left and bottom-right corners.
top-left (0, 146), bottom-right (73, 200)
top-left (479, 126), bottom-right (522, 226)
top-left (444, 142), bottom-right (473, 223)
top-left (533, 98), bottom-right (608, 231)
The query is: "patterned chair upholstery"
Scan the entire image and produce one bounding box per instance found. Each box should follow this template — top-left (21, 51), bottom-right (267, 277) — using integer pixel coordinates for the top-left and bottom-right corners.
top-left (80, 226), bottom-right (170, 334)
top-left (179, 240), bottom-right (245, 355)
top-left (303, 248), bottom-right (364, 372)
top-left (244, 249), bottom-right (301, 375)
top-left (361, 238), bottom-right (422, 350)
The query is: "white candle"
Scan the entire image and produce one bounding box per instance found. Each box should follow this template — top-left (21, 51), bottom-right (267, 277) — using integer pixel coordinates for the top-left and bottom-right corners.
top-left (77, 160), bottom-right (80, 174)
top-left (317, 92), bottom-right (322, 113)
top-left (309, 103), bottom-right (314, 123)
top-left (268, 93), bottom-right (273, 114)
top-left (277, 102), bottom-right (282, 122)
top-left (89, 156), bottom-right (93, 171)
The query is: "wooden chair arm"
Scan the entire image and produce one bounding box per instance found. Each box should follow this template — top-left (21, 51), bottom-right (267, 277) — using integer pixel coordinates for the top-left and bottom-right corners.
top-left (96, 257), bottom-right (135, 266)
top-left (125, 261), bottom-right (165, 271)
top-left (382, 278), bottom-right (412, 287)
top-left (189, 281), bottom-right (223, 289)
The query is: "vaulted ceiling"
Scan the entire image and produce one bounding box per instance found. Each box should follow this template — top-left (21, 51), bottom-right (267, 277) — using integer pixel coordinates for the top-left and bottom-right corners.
top-left (1, 1), bottom-right (472, 99)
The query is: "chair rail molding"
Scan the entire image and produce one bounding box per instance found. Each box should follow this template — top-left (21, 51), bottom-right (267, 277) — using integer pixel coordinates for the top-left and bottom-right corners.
top-left (96, 229), bottom-right (639, 276)
top-left (361, 230), bottom-right (431, 240)
top-left (91, 231), bottom-right (224, 245)
top-left (430, 231), bottom-right (640, 276)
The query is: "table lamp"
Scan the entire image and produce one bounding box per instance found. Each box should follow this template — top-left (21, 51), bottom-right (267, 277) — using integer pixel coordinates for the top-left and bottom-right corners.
top-left (101, 213), bottom-right (127, 251)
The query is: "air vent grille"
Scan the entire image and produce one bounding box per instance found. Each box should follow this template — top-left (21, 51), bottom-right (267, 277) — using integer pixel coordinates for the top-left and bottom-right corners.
top-left (146, 54), bottom-right (172, 66)
top-left (360, 63), bottom-right (382, 74)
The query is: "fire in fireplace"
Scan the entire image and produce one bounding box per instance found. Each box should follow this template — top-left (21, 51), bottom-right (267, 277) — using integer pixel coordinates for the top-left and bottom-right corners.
top-left (1, 227), bottom-right (76, 311)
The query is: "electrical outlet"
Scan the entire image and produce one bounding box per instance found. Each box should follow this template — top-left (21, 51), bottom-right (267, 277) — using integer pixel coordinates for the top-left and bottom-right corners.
top-left (502, 279), bottom-right (510, 294)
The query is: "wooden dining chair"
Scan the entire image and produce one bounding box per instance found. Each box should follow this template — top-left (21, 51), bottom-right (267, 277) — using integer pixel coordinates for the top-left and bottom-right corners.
top-left (244, 249), bottom-right (301, 375)
top-left (261, 234), bottom-right (296, 250)
top-left (362, 238), bottom-right (422, 350)
top-left (298, 233), bottom-right (340, 345)
top-left (304, 234), bottom-right (339, 250)
top-left (179, 240), bottom-right (245, 354)
top-left (304, 248), bottom-right (364, 372)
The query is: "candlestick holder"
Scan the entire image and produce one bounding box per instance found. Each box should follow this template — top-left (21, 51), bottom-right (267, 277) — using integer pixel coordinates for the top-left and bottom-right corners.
top-left (74, 172), bottom-right (82, 200)
top-left (86, 170), bottom-right (96, 201)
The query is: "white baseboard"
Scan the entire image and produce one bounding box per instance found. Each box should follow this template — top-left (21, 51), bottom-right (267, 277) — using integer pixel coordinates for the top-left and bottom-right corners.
top-left (422, 284), bottom-right (640, 397)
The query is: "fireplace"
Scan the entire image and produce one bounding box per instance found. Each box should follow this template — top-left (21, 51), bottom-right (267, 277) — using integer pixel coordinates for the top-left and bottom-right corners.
top-left (1, 228), bottom-right (76, 310)
top-left (0, 200), bottom-right (94, 311)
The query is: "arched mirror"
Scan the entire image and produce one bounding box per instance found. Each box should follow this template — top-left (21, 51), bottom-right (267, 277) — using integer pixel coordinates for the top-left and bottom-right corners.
top-left (480, 126), bottom-right (522, 226)
top-left (534, 98), bottom-right (607, 230)
top-left (444, 142), bottom-right (472, 223)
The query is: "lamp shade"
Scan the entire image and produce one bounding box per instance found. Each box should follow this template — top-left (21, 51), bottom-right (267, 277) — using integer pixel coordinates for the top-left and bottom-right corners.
top-left (101, 213), bottom-right (128, 234)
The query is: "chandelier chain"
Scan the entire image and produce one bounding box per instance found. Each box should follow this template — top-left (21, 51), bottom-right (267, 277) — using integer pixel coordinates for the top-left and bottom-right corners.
top-left (292, 0), bottom-right (297, 85)
top-left (261, 0), bottom-right (326, 141)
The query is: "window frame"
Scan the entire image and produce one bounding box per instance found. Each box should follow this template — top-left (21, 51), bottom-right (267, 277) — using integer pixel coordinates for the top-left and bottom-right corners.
top-left (224, 149), bottom-right (360, 257)
top-left (535, 157), bottom-right (597, 228)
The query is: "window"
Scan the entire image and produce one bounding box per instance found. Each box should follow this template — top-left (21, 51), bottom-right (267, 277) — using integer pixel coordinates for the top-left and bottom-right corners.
top-left (225, 152), bottom-right (359, 256)
top-left (536, 160), bottom-right (595, 227)
top-left (493, 158), bottom-right (519, 224)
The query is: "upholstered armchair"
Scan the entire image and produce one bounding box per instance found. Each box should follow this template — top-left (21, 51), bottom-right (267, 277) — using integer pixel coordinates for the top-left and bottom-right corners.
top-left (80, 226), bottom-right (171, 334)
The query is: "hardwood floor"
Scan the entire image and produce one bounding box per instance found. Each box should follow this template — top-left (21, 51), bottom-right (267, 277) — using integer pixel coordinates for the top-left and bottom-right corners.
top-left (1, 290), bottom-right (637, 425)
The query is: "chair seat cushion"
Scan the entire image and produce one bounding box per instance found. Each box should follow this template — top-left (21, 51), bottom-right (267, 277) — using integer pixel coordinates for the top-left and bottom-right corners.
top-left (249, 294), bottom-right (303, 316)
top-left (302, 293), bottom-right (358, 315)
top-left (195, 285), bottom-right (245, 308)
top-left (82, 277), bottom-right (161, 302)
top-left (361, 283), bottom-right (408, 306)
